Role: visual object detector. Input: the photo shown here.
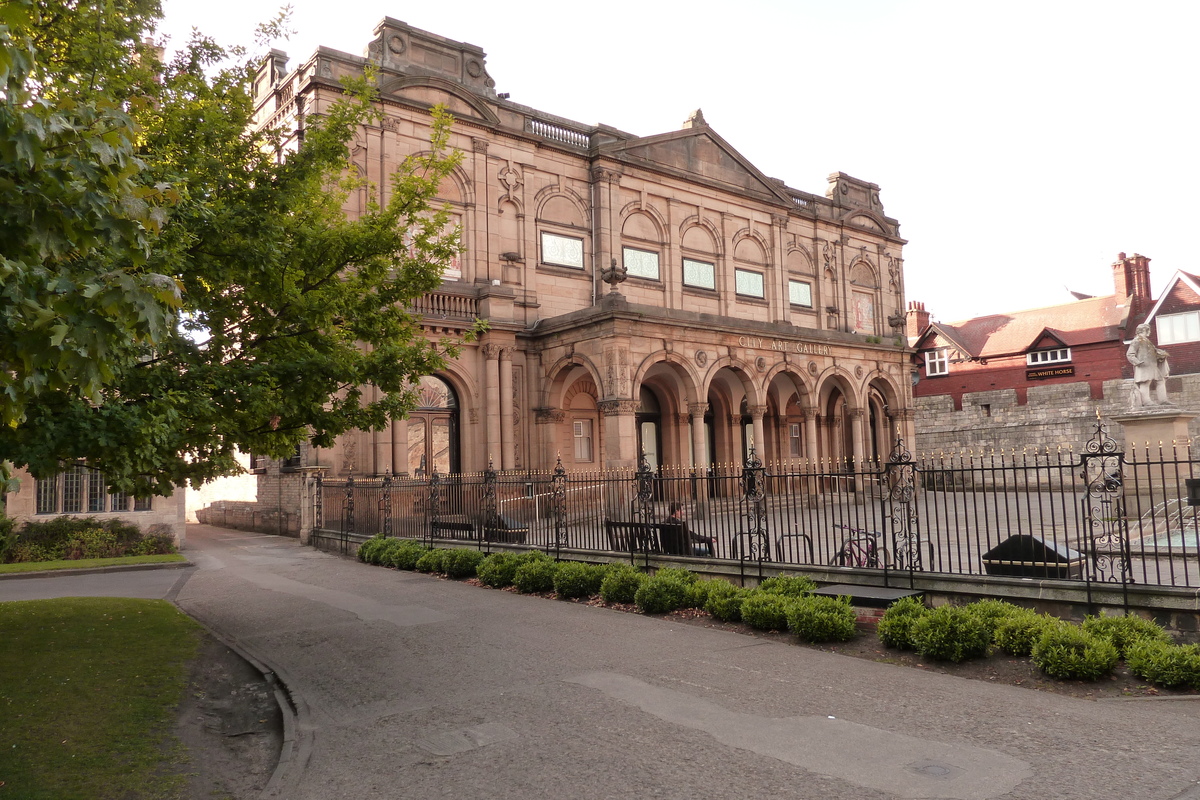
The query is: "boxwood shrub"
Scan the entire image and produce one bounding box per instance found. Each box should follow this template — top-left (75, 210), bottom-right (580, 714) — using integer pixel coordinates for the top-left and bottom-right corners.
top-left (758, 575), bottom-right (817, 599)
top-left (911, 605), bottom-right (992, 662)
top-left (444, 549), bottom-right (486, 579)
top-left (1126, 639), bottom-right (1200, 689)
top-left (685, 579), bottom-right (716, 609)
top-left (1031, 623), bottom-right (1119, 680)
top-left (388, 540), bottom-right (427, 570)
top-left (357, 534), bottom-right (387, 564)
top-left (705, 582), bottom-right (749, 623)
top-left (415, 548), bottom-right (450, 574)
top-left (600, 564), bottom-right (647, 604)
top-left (1081, 613), bottom-right (1172, 658)
top-left (554, 562), bottom-right (606, 599)
top-left (634, 573), bottom-right (691, 614)
top-left (993, 609), bottom-right (1058, 657)
top-left (966, 599), bottom-right (1024, 634)
top-left (513, 558), bottom-right (559, 593)
top-left (476, 553), bottom-right (518, 588)
top-left (739, 591), bottom-right (792, 631)
top-left (876, 596), bottom-right (928, 650)
top-left (787, 596), bottom-right (857, 643)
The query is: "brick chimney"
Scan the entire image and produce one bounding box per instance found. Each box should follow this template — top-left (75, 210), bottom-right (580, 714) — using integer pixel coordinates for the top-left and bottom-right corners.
top-left (1113, 251), bottom-right (1152, 303)
top-left (906, 300), bottom-right (931, 340)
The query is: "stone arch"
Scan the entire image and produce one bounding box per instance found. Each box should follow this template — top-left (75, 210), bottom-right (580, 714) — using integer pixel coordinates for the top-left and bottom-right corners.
top-left (542, 353), bottom-right (606, 411)
top-left (377, 76), bottom-right (501, 126)
top-left (785, 244), bottom-right (814, 274)
top-left (848, 258), bottom-right (879, 289)
top-left (678, 215), bottom-right (725, 258)
top-left (534, 186), bottom-right (589, 228)
top-left (732, 228), bottom-right (772, 267)
top-left (619, 203), bottom-right (667, 243)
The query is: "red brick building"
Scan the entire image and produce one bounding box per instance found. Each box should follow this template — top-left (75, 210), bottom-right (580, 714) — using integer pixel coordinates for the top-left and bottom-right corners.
top-left (1142, 269), bottom-right (1200, 377)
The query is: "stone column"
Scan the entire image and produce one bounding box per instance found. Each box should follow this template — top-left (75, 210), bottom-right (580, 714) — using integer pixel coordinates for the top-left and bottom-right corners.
top-left (471, 138), bottom-right (490, 283)
top-left (598, 399), bottom-right (638, 470)
top-left (750, 405), bottom-right (768, 463)
top-left (729, 414), bottom-right (744, 465)
top-left (850, 408), bottom-right (866, 467)
top-left (805, 412), bottom-right (820, 465)
top-left (689, 402), bottom-right (709, 469)
top-left (534, 407), bottom-right (566, 468)
top-left (391, 418), bottom-right (409, 476)
top-left (483, 343), bottom-right (501, 467)
top-left (499, 347), bottom-right (515, 470)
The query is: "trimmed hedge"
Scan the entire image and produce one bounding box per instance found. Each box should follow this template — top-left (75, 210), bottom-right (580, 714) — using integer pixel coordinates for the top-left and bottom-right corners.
top-left (993, 609), bottom-right (1059, 657)
top-left (514, 558), bottom-right (559, 593)
top-left (758, 575), bottom-right (817, 599)
top-left (704, 582), bottom-right (748, 623)
top-left (600, 564), bottom-right (647, 604)
top-left (739, 592), bottom-right (792, 631)
top-left (787, 596), bottom-right (857, 643)
top-left (1126, 639), bottom-right (1200, 689)
top-left (634, 573), bottom-right (691, 614)
top-left (911, 605), bottom-right (992, 663)
top-left (553, 562), bottom-right (606, 599)
top-left (1031, 624), bottom-right (1119, 680)
top-left (444, 549), bottom-right (486, 579)
top-left (476, 553), bottom-right (519, 588)
top-left (1082, 613), bottom-right (1172, 658)
top-left (876, 596), bottom-right (928, 650)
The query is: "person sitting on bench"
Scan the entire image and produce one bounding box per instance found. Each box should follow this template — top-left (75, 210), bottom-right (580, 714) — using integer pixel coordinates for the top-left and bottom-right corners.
top-left (666, 502), bottom-right (714, 557)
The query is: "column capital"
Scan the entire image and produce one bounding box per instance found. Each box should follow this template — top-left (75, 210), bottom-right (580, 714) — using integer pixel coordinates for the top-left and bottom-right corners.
top-left (534, 407), bottom-right (566, 424)
top-left (481, 343), bottom-right (501, 360)
top-left (598, 399), bottom-right (638, 417)
top-left (472, 138), bottom-right (489, 153)
top-left (749, 404), bottom-right (768, 420)
top-left (688, 401), bottom-right (709, 418)
top-left (499, 346), bottom-right (514, 362)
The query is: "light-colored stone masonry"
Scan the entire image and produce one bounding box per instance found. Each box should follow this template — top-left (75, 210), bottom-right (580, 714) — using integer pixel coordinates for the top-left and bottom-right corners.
top-left (914, 374), bottom-right (1200, 455)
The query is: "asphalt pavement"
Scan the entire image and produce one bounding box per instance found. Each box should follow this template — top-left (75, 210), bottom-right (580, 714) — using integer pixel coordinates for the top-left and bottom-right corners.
top-left (3, 524), bottom-right (1199, 800)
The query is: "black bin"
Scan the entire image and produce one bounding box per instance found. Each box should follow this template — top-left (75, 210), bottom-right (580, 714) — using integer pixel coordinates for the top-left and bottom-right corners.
top-left (483, 514), bottom-right (529, 544)
top-left (982, 535), bottom-right (1083, 579)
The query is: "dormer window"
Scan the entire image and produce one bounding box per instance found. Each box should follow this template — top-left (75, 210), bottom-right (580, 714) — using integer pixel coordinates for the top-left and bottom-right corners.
top-left (1158, 311), bottom-right (1200, 345)
top-left (1027, 347), bottom-right (1070, 366)
top-left (925, 348), bottom-right (949, 376)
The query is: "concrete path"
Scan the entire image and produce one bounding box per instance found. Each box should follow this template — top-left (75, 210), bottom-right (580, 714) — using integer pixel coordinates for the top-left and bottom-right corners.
top-left (4, 524), bottom-right (1200, 800)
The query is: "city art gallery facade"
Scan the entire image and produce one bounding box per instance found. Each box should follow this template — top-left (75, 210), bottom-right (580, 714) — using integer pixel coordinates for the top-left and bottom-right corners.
top-left (245, 18), bottom-right (914, 485)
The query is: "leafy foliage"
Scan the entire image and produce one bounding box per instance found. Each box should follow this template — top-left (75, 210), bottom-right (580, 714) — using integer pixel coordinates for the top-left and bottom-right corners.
top-left (757, 575), bottom-right (816, 599)
top-left (992, 608), bottom-right (1059, 657)
top-left (1, 1), bottom-right (478, 495)
top-left (2, 515), bottom-right (172, 563)
top-left (553, 561), bottom-right (605, 599)
top-left (599, 564), bottom-right (646, 604)
top-left (476, 553), bottom-right (518, 588)
top-left (443, 548), bottom-right (485, 579)
top-left (739, 592), bottom-right (793, 631)
top-left (911, 605), bottom-right (992, 663)
top-left (414, 548), bottom-right (449, 574)
top-left (513, 558), bottom-right (558, 594)
top-left (704, 581), bottom-right (749, 623)
top-left (1081, 613), bottom-right (1172, 658)
top-left (1031, 624), bottom-right (1119, 680)
top-left (787, 596), bottom-right (858, 643)
top-left (633, 573), bottom-right (691, 615)
top-left (876, 595), bottom-right (928, 650)
top-left (1126, 639), bottom-right (1200, 689)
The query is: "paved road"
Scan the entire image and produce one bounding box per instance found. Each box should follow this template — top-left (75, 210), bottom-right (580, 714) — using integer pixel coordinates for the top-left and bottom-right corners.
top-left (4, 524), bottom-right (1200, 800)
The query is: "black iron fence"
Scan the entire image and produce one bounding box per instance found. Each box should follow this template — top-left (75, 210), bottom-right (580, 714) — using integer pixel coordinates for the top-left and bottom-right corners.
top-left (316, 420), bottom-right (1200, 593)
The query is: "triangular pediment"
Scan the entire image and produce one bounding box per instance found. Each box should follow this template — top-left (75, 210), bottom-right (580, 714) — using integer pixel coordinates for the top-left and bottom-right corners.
top-left (1026, 329), bottom-right (1069, 352)
top-left (599, 126), bottom-right (791, 204)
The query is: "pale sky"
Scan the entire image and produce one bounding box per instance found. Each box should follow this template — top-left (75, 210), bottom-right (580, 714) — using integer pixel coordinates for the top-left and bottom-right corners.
top-left (157, 0), bottom-right (1199, 324)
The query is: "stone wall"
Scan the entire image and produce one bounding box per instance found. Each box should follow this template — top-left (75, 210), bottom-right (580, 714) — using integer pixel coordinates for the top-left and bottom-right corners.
top-left (914, 374), bottom-right (1200, 454)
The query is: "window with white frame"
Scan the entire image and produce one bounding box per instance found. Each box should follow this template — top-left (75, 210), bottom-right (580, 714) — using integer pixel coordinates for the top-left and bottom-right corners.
top-left (541, 232), bottom-right (584, 269)
top-left (925, 348), bottom-right (949, 376)
top-left (1158, 311), bottom-right (1200, 345)
top-left (573, 419), bottom-right (594, 462)
top-left (35, 468), bottom-right (152, 514)
top-left (1027, 347), bottom-right (1071, 366)
top-left (622, 246), bottom-right (659, 280)
top-left (735, 269), bottom-right (764, 298)
top-left (788, 279), bottom-right (813, 308)
top-left (682, 258), bottom-right (716, 290)
top-left (789, 423), bottom-right (802, 457)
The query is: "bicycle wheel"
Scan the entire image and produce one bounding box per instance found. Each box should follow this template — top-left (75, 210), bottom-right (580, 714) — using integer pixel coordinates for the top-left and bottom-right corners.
top-left (829, 546), bottom-right (850, 567)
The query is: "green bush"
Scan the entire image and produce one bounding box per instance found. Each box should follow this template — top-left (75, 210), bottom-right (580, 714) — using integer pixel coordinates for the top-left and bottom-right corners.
top-left (4, 516), bottom-right (149, 563)
top-left (514, 549), bottom-right (551, 566)
top-left (876, 596), bottom-right (928, 650)
top-left (634, 574), bottom-right (690, 614)
top-left (477, 553), bottom-right (518, 588)
top-left (739, 591), bottom-right (793, 631)
top-left (63, 527), bottom-right (121, 559)
top-left (758, 575), bottom-right (817, 599)
top-left (993, 609), bottom-right (1058, 657)
top-left (600, 564), bottom-right (646, 604)
top-left (387, 540), bottom-right (427, 570)
top-left (444, 549), bottom-right (486, 579)
top-left (685, 579), bottom-right (715, 609)
top-left (705, 582), bottom-right (749, 623)
top-left (553, 562), bottom-right (605, 599)
top-left (513, 558), bottom-right (559, 593)
top-left (358, 534), bottom-right (387, 564)
top-left (0, 514), bottom-right (15, 562)
top-left (1082, 613), bottom-right (1172, 658)
top-left (374, 538), bottom-right (405, 566)
top-left (655, 567), bottom-right (697, 585)
top-left (966, 599), bottom-right (1023, 634)
top-left (788, 596), bottom-right (857, 642)
top-left (1031, 623), bottom-right (1119, 680)
top-left (1126, 639), bottom-right (1200, 689)
top-left (912, 605), bottom-right (992, 662)
top-left (415, 548), bottom-right (449, 574)
top-left (131, 532), bottom-right (176, 556)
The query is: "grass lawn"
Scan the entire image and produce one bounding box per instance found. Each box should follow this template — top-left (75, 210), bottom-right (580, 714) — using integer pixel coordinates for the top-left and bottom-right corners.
top-left (0, 597), bottom-right (200, 799)
top-left (0, 554), bottom-right (186, 575)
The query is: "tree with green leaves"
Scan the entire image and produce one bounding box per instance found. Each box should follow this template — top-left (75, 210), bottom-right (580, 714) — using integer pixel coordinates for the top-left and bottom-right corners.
top-left (1, 0), bottom-right (474, 496)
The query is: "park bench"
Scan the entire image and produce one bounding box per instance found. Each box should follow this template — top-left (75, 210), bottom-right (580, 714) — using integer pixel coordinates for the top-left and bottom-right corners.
top-left (431, 520), bottom-right (477, 540)
top-left (604, 520), bottom-right (664, 553)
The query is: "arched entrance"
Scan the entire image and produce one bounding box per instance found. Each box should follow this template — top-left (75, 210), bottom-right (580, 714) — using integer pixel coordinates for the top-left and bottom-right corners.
top-left (407, 375), bottom-right (460, 476)
top-left (636, 386), bottom-right (663, 470)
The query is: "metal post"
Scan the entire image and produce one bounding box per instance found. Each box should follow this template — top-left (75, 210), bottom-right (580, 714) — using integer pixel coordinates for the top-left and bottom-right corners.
top-left (344, 471), bottom-right (355, 535)
top-left (551, 456), bottom-right (567, 560)
top-left (1080, 417), bottom-right (1131, 612)
top-left (737, 445), bottom-right (769, 585)
top-left (884, 434), bottom-right (920, 589)
top-left (483, 457), bottom-right (498, 553)
top-left (381, 469), bottom-right (393, 538)
top-left (427, 465), bottom-right (441, 551)
top-left (635, 450), bottom-right (655, 569)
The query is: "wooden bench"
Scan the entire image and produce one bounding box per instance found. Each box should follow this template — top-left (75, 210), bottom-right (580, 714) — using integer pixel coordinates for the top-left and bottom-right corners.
top-left (604, 520), bottom-right (663, 553)
top-left (431, 520), bottom-right (477, 540)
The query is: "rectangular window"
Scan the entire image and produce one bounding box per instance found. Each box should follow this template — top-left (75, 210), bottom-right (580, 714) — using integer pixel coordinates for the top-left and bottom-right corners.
top-left (573, 419), bottom-right (593, 462)
top-left (623, 247), bottom-right (659, 281)
top-left (788, 280), bottom-right (813, 308)
top-left (36, 475), bottom-right (59, 515)
top-left (1026, 347), bottom-right (1071, 365)
top-left (734, 269), bottom-right (764, 298)
top-left (789, 423), bottom-right (802, 457)
top-left (1158, 311), bottom-right (1200, 345)
top-left (682, 258), bottom-right (715, 290)
top-left (541, 232), bottom-right (584, 269)
top-left (110, 492), bottom-right (129, 513)
top-left (134, 495), bottom-right (152, 512)
top-left (926, 348), bottom-right (949, 377)
top-left (87, 469), bottom-right (106, 512)
top-left (62, 465), bottom-right (85, 514)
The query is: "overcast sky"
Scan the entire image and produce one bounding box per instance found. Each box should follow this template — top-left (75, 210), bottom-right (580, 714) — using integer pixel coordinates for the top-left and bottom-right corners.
top-left (157, 0), bottom-right (1198, 324)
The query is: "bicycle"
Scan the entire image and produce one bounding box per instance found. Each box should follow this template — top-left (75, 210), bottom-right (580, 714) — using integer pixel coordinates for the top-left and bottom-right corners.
top-left (829, 524), bottom-right (891, 568)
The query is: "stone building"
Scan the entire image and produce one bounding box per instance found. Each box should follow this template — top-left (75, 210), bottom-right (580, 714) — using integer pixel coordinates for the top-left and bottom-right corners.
top-left (239, 19), bottom-right (913, 491)
top-left (908, 252), bottom-right (1200, 453)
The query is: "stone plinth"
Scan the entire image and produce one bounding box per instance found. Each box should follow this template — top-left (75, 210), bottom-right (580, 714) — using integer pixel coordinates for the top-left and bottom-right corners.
top-left (1110, 408), bottom-right (1197, 449)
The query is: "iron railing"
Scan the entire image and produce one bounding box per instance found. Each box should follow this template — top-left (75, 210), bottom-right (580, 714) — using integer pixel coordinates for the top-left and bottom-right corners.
top-left (315, 419), bottom-right (1200, 594)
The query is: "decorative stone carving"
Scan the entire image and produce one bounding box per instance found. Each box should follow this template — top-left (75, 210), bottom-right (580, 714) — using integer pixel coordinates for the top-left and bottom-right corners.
top-left (387, 34), bottom-right (406, 55)
top-left (694, 350), bottom-right (708, 367)
top-left (472, 138), bottom-right (489, 153)
top-left (534, 407), bottom-right (566, 424)
top-left (755, 356), bottom-right (767, 373)
top-left (749, 405), bottom-right (768, 419)
top-left (601, 257), bottom-right (627, 294)
top-left (1127, 322), bottom-right (1172, 408)
top-left (499, 346), bottom-right (514, 362)
top-left (808, 361), bottom-right (819, 376)
top-left (855, 365), bottom-right (864, 379)
top-left (598, 399), bottom-right (638, 416)
top-left (688, 402), bottom-right (709, 417)
top-left (481, 343), bottom-right (500, 360)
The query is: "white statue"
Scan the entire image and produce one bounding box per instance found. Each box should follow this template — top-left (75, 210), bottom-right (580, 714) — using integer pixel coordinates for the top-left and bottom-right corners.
top-left (1127, 323), bottom-right (1171, 408)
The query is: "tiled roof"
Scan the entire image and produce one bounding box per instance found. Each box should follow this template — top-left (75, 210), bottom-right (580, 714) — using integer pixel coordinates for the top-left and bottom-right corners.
top-left (930, 295), bottom-right (1128, 358)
